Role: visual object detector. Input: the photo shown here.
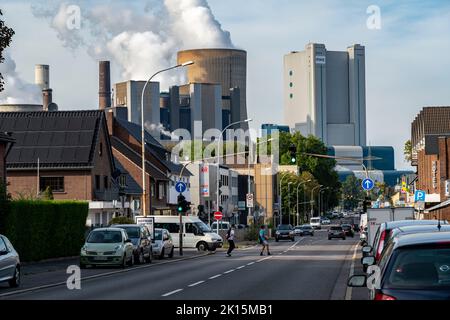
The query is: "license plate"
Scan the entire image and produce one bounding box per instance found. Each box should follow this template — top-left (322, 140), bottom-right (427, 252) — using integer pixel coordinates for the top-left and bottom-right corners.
top-left (94, 256), bottom-right (108, 261)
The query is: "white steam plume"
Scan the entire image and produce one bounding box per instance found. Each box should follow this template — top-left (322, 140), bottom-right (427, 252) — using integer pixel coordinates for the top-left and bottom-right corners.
top-left (0, 50), bottom-right (41, 105)
top-left (30, 0), bottom-right (234, 90)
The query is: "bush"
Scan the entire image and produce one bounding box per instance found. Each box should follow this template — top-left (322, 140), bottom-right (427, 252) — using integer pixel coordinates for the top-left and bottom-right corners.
top-left (109, 216), bottom-right (134, 225)
top-left (0, 200), bottom-right (88, 262)
top-left (244, 224), bottom-right (261, 241)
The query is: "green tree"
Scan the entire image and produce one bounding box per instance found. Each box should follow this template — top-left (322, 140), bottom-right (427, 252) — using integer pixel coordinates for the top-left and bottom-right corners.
top-left (341, 175), bottom-right (365, 210)
top-left (42, 186), bottom-right (54, 200)
top-left (404, 140), bottom-right (412, 163)
top-left (109, 216), bottom-right (134, 225)
top-left (0, 9), bottom-right (15, 93)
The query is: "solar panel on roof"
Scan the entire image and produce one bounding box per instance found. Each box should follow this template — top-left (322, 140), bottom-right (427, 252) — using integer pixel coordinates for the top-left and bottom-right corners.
top-left (61, 147), bottom-right (77, 163)
top-left (28, 118), bottom-right (43, 131)
top-left (67, 117), bottom-right (84, 131)
top-left (47, 147), bottom-right (62, 163)
top-left (14, 118), bottom-right (30, 131)
top-left (19, 148), bottom-right (35, 163)
top-left (79, 131), bottom-right (94, 146)
top-left (37, 132), bottom-right (53, 146)
top-left (43, 117), bottom-right (56, 131)
top-left (54, 117), bottom-right (69, 131)
top-left (74, 146), bottom-right (91, 163)
top-left (23, 132), bottom-right (39, 146)
top-left (35, 148), bottom-right (50, 162)
top-left (51, 132), bottom-right (66, 146)
top-left (7, 149), bottom-right (21, 162)
top-left (81, 117), bottom-right (98, 130)
top-left (66, 132), bottom-right (80, 146)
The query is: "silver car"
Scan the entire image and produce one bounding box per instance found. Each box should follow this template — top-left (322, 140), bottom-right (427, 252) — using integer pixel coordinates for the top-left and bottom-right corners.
top-left (0, 235), bottom-right (20, 288)
top-left (152, 228), bottom-right (174, 259)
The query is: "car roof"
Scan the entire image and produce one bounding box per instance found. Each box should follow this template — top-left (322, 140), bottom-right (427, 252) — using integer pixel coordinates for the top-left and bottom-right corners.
top-left (395, 224), bottom-right (450, 234)
top-left (110, 224), bottom-right (141, 228)
top-left (91, 228), bottom-right (124, 232)
top-left (384, 219), bottom-right (448, 230)
top-left (393, 231), bottom-right (450, 248)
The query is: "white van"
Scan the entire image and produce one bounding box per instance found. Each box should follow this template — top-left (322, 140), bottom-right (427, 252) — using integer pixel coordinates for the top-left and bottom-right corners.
top-left (149, 216), bottom-right (223, 251)
top-left (310, 217), bottom-right (322, 230)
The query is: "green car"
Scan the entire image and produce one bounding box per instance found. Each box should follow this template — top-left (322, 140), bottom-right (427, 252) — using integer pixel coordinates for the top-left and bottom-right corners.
top-left (80, 228), bottom-right (134, 268)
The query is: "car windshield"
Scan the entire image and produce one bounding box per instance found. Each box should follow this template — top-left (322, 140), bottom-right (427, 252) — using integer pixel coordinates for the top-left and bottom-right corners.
top-left (385, 245), bottom-right (450, 289)
top-left (331, 227), bottom-right (342, 231)
top-left (278, 225), bottom-right (292, 230)
top-left (342, 225), bottom-right (351, 230)
top-left (196, 222), bottom-right (212, 232)
top-left (87, 230), bottom-right (122, 243)
top-left (154, 230), bottom-right (163, 240)
top-left (302, 226), bottom-right (312, 229)
top-left (119, 227), bottom-right (140, 238)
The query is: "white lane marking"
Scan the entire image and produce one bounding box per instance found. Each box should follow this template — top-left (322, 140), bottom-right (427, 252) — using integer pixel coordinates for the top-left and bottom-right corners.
top-left (209, 274), bottom-right (222, 279)
top-left (236, 265), bottom-right (245, 270)
top-left (188, 281), bottom-right (205, 287)
top-left (247, 262), bottom-right (255, 266)
top-left (224, 269), bottom-right (235, 274)
top-left (345, 244), bottom-right (359, 300)
top-left (162, 289), bottom-right (183, 297)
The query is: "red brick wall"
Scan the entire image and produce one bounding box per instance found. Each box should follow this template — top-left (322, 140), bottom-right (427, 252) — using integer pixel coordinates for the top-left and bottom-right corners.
top-left (417, 150), bottom-right (440, 195)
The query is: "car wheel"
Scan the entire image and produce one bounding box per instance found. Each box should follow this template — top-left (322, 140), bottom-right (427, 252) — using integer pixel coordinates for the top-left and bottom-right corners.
top-left (160, 248), bottom-right (165, 259)
top-left (197, 241), bottom-right (208, 251)
top-left (136, 250), bottom-right (145, 264)
top-left (168, 247), bottom-right (174, 258)
top-left (8, 266), bottom-right (20, 288)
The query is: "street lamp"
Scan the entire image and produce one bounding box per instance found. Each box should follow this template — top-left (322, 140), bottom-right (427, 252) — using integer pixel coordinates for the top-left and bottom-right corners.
top-left (310, 185), bottom-right (322, 218)
top-left (141, 60), bottom-right (194, 217)
top-left (216, 119), bottom-right (252, 225)
top-left (288, 182), bottom-right (293, 225)
top-left (296, 179), bottom-right (311, 225)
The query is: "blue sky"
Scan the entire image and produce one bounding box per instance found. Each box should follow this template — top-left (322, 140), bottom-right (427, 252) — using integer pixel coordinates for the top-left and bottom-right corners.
top-left (1, 0), bottom-right (450, 170)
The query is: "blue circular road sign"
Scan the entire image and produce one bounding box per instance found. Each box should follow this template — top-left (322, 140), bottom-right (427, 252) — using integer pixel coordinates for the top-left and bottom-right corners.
top-left (362, 178), bottom-right (374, 191)
top-left (175, 181), bottom-right (187, 193)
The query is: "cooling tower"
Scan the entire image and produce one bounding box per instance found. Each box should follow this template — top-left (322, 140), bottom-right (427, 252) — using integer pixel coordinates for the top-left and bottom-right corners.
top-left (35, 64), bottom-right (50, 90)
top-left (177, 49), bottom-right (248, 130)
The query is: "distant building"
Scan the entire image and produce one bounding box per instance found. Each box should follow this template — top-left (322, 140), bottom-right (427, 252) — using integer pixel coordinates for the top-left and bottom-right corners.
top-left (261, 124), bottom-right (290, 137)
top-left (284, 43), bottom-right (366, 146)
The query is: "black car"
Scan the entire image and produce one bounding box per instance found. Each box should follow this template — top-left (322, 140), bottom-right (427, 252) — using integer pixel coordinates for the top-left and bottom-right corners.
top-left (111, 224), bottom-right (152, 264)
top-left (348, 232), bottom-right (450, 300)
top-left (341, 224), bottom-right (354, 237)
top-left (328, 226), bottom-right (346, 240)
top-left (275, 224), bottom-right (295, 242)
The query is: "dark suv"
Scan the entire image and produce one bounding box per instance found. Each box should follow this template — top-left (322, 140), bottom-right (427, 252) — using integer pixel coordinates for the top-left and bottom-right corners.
top-left (111, 224), bottom-right (152, 264)
top-left (275, 224), bottom-right (295, 242)
top-left (328, 226), bottom-right (346, 240)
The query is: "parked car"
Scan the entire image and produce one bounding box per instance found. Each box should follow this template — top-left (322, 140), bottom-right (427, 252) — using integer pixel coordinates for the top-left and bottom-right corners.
top-left (152, 215), bottom-right (223, 251)
top-left (110, 224), bottom-right (152, 264)
top-left (294, 225), bottom-right (303, 235)
top-left (275, 224), bottom-right (295, 242)
top-left (152, 228), bottom-right (174, 259)
top-left (0, 235), bottom-right (20, 288)
top-left (80, 228), bottom-right (134, 268)
top-left (310, 217), bottom-right (322, 230)
top-left (298, 225), bottom-right (314, 236)
top-left (341, 224), bottom-right (355, 237)
top-left (321, 218), bottom-right (331, 225)
top-left (328, 226), bottom-right (346, 240)
top-left (363, 220), bottom-right (449, 263)
top-left (348, 232), bottom-right (450, 300)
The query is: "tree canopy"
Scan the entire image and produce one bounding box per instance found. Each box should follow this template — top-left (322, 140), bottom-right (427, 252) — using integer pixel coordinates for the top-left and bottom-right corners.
top-left (0, 9), bottom-right (15, 93)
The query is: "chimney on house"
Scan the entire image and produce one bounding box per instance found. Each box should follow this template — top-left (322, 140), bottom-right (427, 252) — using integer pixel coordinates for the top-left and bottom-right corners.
top-left (99, 61), bottom-right (111, 109)
top-left (42, 88), bottom-right (52, 111)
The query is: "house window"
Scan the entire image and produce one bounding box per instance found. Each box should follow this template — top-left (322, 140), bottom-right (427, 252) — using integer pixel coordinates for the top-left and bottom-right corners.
top-left (151, 182), bottom-right (156, 197)
top-left (40, 177), bottom-right (64, 193)
top-left (119, 175), bottom-right (127, 188)
top-left (104, 176), bottom-right (109, 190)
top-left (95, 175), bottom-right (101, 190)
top-left (158, 182), bottom-right (165, 200)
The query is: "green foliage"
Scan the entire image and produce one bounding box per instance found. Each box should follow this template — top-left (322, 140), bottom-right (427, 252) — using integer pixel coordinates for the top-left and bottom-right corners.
top-left (109, 216), bottom-right (134, 225)
top-left (0, 200), bottom-right (88, 262)
top-left (0, 9), bottom-right (15, 93)
top-left (244, 224), bottom-right (261, 241)
top-left (404, 140), bottom-right (412, 163)
top-left (42, 186), bottom-right (54, 200)
top-left (341, 175), bottom-right (365, 210)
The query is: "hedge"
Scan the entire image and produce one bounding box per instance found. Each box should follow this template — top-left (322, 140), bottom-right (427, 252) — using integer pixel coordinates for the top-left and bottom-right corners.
top-left (0, 200), bottom-right (89, 262)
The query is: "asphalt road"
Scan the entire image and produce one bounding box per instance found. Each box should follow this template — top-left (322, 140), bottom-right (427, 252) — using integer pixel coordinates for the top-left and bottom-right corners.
top-left (1, 229), bottom-right (367, 300)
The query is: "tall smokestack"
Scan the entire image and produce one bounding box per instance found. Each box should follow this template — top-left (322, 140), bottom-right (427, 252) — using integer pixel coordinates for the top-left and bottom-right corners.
top-left (35, 64), bottom-right (50, 90)
top-left (42, 88), bottom-right (52, 111)
top-left (99, 61), bottom-right (111, 109)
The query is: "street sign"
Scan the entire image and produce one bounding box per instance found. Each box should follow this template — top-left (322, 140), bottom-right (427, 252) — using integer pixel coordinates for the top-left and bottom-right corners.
top-left (214, 211), bottom-right (223, 220)
top-left (135, 216), bottom-right (155, 240)
top-left (246, 193), bottom-right (254, 208)
top-left (175, 181), bottom-right (187, 193)
top-left (414, 190), bottom-right (426, 202)
top-left (362, 178), bottom-right (374, 191)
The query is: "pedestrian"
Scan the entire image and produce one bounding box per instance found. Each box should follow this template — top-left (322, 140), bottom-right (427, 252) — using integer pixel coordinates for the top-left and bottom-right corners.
top-left (226, 224), bottom-right (236, 257)
top-left (259, 225), bottom-right (271, 256)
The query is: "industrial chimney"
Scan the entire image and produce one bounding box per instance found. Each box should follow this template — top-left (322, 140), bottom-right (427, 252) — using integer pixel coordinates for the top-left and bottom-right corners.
top-left (99, 61), bottom-right (111, 109)
top-left (35, 64), bottom-right (50, 90)
top-left (42, 88), bottom-right (52, 111)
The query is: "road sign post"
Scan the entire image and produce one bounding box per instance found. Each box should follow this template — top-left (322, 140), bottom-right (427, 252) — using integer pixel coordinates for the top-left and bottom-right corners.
top-left (175, 181), bottom-right (187, 193)
top-left (246, 193), bottom-right (254, 209)
top-left (214, 211), bottom-right (222, 234)
top-left (362, 178), bottom-right (374, 191)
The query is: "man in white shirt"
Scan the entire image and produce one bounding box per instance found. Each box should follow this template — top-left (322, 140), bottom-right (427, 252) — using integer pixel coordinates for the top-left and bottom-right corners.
top-left (226, 224), bottom-right (236, 257)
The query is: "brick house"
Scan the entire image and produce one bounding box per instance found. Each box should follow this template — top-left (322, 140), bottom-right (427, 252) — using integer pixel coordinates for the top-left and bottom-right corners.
top-left (411, 107), bottom-right (450, 220)
top-left (106, 109), bottom-right (192, 215)
top-left (0, 111), bottom-right (123, 226)
top-left (0, 132), bottom-right (14, 185)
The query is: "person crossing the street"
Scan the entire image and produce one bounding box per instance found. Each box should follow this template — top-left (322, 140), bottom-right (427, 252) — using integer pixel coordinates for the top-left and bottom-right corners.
top-left (226, 224), bottom-right (236, 257)
top-left (259, 225), bottom-right (271, 256)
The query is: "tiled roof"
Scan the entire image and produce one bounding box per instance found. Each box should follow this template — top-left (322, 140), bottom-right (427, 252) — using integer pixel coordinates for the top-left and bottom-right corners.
top-left (0, 132), bottom-right (14, 143)
top-left (412, 107), bottom-right (450, 147)
top-left (0, 111), bottom-right (105, 169)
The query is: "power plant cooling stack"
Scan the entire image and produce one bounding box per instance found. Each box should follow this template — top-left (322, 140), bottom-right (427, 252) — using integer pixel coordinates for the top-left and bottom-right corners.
top-left (35, 64), bottom-right (50, 90)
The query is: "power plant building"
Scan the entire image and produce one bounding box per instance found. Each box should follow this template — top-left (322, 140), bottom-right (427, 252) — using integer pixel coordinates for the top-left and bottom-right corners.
top-left (177, 49), bottom-right (248, 131)
top-left (284, 43), bottom-right (366, 146)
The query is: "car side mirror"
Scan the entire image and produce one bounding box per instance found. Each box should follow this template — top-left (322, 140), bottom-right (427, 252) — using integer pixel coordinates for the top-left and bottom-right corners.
top-left (362, 256), bottom-right (375, 266)
top-left (347, 275), bottom-right (367, 287)
top-left (362, 246), bottom-right (372, 254)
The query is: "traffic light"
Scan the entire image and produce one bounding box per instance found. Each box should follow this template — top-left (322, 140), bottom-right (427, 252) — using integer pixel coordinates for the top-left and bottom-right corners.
top-left (177, 193), bottom-right (191, 214)
top-left (289, 143), bottom-right (297, 164)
